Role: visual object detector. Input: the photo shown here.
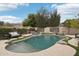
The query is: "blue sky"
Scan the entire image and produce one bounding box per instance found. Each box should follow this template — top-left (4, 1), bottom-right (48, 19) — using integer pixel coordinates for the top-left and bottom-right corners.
top-left (0, 3), bottom-right (79, 23)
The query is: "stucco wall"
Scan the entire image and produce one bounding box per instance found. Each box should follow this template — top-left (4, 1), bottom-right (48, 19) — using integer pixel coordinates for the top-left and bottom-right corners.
top-left (37, 27), bottom-right (79, 35)
top-left (59, 27), bottom-right (79, 35)
top-left (50, 27), bottom-right (79, 35)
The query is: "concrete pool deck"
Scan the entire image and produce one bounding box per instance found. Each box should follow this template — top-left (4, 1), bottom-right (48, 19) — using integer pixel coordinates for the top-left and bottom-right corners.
top-left (0, 40), bottom-right (76, 56)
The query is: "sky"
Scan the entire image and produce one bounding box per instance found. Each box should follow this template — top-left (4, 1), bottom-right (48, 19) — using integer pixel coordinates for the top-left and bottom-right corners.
top-left (0, 3), bottom-right (79, 23)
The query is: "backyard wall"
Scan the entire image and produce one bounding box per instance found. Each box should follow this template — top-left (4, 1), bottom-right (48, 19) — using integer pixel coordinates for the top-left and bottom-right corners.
top-left (59, 27), bottom-right (68, 34)
top-left (49, 27), bottom-right (79, 35)
top-left (37, 27), bottom-right (44, 32)
top-left (59, 27), bottom-right (79, 35)
top-left (50, 27), bottom-right (59, 34)
top-left (67, 28), bottom-right (79, 35)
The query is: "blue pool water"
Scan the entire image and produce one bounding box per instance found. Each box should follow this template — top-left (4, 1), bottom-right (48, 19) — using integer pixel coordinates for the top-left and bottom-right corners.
top-left (6, 34), bottom-right (61, 53)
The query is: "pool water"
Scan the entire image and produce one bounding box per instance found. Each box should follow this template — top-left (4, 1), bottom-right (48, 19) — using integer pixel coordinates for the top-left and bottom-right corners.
top-left (6, 34), bottom-right (60, 53)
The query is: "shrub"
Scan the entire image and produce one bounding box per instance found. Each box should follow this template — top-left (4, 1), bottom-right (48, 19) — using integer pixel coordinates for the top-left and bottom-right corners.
top-left (0, 28), bottom-right (27, 40)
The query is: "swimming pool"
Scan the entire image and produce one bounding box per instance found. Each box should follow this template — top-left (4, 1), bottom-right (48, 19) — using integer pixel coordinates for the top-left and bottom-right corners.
top-left (6, 34), bottom-right (61, 53)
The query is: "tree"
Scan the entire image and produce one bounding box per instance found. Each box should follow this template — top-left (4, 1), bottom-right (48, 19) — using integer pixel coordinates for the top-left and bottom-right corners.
top-left (63, 19), bottom-right (72, 34)
top-left (22, 7), bottom-right (60, 28)
top-left (63, 19), bottom-right (79, 28)
top-left (35, 8), bottom-right (48, 28)
top-left (70, 19), bottom-right (79, 28)
top-left (22, 19), bottom-right (28, 26)
top-left (63, 19), bottom-right (79, 34)
top-left (23, 14), bottom-right (36, 27)
top-left (48, 10), bottom-right (60, 27)
top-left (23, 7), bottom-right (48, 28)
top-left (63, 19), bottom-right (71, 28)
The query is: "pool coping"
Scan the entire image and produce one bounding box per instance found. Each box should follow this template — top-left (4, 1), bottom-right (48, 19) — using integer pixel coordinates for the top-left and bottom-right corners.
top-left (0, 35), bottom-right (76, 56)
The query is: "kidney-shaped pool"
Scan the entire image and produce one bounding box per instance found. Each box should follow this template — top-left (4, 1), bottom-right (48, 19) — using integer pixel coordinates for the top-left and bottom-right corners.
top-left (6, 34), bottom-right (61, 53)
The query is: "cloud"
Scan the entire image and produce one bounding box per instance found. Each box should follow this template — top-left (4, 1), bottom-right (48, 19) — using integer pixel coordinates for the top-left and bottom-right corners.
top-left (56, 4), bottom-right (79, 22)
top-left (0, 3), bottom-right (29, 11)
top-left (0, 16), bottom-right (22, 23)
top-left (57, 4), bottom-right (79, 15)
